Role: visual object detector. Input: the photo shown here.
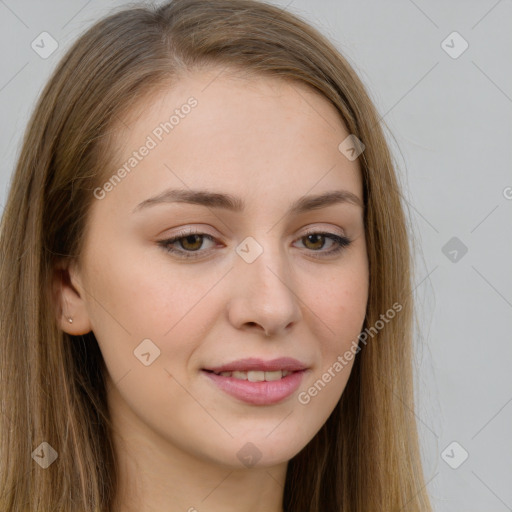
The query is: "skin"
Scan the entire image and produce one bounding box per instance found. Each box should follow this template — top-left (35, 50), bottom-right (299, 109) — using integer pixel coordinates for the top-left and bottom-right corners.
top-left (54, 67), bottom-right (369, 512)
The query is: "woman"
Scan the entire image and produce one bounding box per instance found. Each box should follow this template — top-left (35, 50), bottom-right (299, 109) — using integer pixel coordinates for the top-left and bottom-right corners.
top-left (0, 0), bottom-right (433, 510)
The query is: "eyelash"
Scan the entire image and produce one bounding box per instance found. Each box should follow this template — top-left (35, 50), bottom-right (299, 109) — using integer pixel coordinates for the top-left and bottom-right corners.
top-left (157, 228), bottom-right (352, 260)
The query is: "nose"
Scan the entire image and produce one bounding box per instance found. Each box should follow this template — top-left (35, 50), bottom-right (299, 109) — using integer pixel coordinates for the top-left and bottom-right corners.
top-left (226, 239), bottom-right (303, 337)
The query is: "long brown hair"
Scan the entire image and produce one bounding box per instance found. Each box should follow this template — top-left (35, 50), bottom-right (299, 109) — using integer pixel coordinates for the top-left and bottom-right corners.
top-left (0, 0), bottom-right (432, 510)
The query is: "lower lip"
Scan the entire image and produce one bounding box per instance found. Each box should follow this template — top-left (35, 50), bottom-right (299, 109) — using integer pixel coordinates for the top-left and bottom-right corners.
top-left (202, 370), bottom-right (306, 405)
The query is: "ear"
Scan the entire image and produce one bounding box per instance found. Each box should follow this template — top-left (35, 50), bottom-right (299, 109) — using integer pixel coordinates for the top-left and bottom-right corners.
top-left (52, 259), bottom-right (92, 335)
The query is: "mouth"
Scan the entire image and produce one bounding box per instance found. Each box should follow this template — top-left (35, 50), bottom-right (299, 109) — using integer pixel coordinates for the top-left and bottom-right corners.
top-left (203, 368), bottom-right (297, 381)
top-left (201, 357), bottom-right (308, 405)
top-left (203, 357), bottom-right (307, 375)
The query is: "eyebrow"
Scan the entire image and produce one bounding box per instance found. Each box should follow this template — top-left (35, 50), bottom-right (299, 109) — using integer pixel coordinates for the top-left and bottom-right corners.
top-left (132, 188), bottom-right (364, 215)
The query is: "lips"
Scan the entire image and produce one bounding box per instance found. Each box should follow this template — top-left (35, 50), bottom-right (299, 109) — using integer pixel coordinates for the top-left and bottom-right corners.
top-left (202, 357), bottom-right (308, 405)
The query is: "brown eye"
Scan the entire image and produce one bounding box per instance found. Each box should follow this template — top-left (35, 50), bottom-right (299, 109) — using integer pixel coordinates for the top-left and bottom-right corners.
top-left (302, 233), bottom-right (327, 250)
top-left (158, 230), bottom-right (352, 260)
top-left (179, 234), bottom-right (204, 251)
top-left (158, 231), bottom-right (217, 259)
top-left (295, 231), bottom-right (352, 257)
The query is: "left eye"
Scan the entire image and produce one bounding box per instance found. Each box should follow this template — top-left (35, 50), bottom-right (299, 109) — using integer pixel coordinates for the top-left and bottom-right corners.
top-left (158, 230), bottom-right (352, 259)
top-left (297, 232), bottom-right (351, 254)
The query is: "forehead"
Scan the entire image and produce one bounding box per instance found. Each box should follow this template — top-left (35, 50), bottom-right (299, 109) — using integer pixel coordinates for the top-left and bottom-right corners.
top-left (98, 68), bottom-right (363, 213)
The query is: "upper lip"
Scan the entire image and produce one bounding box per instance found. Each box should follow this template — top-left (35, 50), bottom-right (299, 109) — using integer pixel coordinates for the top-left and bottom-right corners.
top-left (204, 357), bottom-right (308, 373)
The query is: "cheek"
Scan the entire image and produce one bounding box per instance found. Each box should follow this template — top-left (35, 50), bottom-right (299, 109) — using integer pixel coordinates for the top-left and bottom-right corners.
top-left (312, 263), bottom-right (368, 343)
top-left (299, 258), bottom-right (368, 401)
top-left (82, 249), bottom-right (221, 382)
top-left (83, 241), bottom-right (192, 334)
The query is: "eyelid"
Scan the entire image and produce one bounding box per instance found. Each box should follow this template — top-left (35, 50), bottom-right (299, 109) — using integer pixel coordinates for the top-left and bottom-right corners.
top-left (160, 224), bottom-right (346, 241)
top-left (301, 225), bottom-right (345, 238)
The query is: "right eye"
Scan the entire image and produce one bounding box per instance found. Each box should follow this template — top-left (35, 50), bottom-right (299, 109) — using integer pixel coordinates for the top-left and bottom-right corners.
top-left (158, 230), bottom-right (218, 259)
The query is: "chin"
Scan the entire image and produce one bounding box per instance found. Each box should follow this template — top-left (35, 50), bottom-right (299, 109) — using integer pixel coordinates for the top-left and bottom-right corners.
top-left (214, 435), bottom-right (309, 470)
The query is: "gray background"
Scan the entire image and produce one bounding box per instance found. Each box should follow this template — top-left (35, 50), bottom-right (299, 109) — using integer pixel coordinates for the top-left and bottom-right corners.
top-left (1, 1), bottom-right (511, 510)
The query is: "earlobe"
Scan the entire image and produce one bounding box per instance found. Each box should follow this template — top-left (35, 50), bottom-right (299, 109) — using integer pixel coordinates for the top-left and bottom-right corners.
top-left (52, 260), bottom-right (93, 336)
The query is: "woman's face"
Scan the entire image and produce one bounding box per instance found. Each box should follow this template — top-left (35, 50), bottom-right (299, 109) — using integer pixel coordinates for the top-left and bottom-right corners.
top-left (64, 68), bottom-right (369, 469)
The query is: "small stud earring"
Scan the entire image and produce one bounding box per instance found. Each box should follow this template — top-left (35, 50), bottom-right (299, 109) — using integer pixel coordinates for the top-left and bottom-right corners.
top-left (68, 317), bottom-right (73, 324)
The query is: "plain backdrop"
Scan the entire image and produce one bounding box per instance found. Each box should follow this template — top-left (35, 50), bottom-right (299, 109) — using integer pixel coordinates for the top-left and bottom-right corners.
top-left (1, 1), bottom-right (511, 510)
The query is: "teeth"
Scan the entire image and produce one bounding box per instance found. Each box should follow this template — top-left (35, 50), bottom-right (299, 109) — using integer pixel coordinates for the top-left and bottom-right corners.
top-left (264, 370), bottom-right (283, 381)
top-left (248, 371), bottom-right (265, 382)
top-left (215, 370), bottom-right (294, 381)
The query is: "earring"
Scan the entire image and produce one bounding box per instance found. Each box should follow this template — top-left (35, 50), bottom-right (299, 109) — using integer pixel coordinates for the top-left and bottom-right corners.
top-left (62, 281), bottom-right (74, 325)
